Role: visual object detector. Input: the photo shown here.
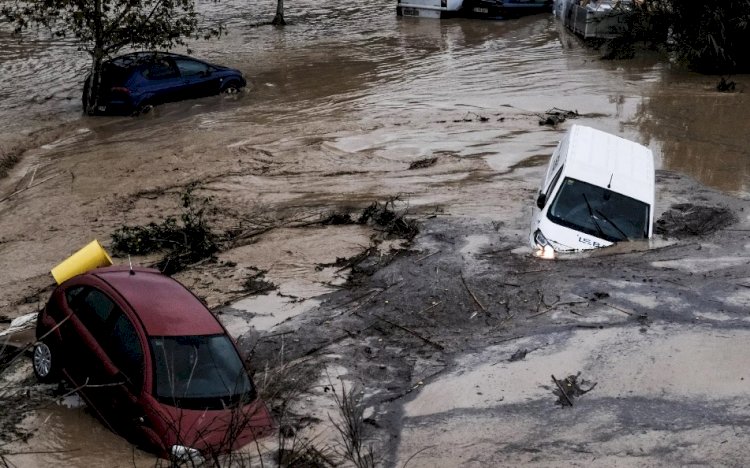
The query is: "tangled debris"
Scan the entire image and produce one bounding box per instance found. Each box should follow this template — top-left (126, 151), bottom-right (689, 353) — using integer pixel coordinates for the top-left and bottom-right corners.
top-left (408, 157), bottom-right (438, 170)
top-left (110, 184), bottom-right (219, 275)
top-left (551, 373), bottom-right (597, 407)
top-left (318, 198), bottom-right (419, 240)
top-left (508, 348), bottom-right (528, 362)
top-left (244, 270), bottom-right (277, 295)
top-left (655, 203), bottom-right (736, 238)
top-left (539, 108), bottom-right (579, 126)
top-left (359, 199), bottom-right (419, 241)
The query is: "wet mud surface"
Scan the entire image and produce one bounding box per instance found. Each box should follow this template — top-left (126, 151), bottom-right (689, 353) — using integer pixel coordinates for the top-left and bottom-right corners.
top-left (1, 0), bottom-right (750, 465)
top-left (245, 172), bottom-right (749, 466)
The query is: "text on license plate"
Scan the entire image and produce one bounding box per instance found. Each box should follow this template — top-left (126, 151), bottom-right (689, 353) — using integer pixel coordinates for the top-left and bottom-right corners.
top-left (403, 7), bottom-right (419, 16)
top-left (473, 7), bottom-right (489, 13)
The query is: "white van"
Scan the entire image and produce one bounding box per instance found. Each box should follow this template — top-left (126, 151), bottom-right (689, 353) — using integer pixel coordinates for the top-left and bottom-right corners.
top-left (396, 0), bottom-right (464, 18)
top-left (530, 125), bottom-right (654, 256)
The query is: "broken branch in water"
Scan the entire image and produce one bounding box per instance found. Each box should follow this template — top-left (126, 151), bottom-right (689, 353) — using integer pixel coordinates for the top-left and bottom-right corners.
top-left (0, 172), bottom-right (61, 204)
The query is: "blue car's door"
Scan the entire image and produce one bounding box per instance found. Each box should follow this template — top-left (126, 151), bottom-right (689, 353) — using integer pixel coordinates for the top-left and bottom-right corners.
top-left (138, 58), bottom-right (185, 106)
top-left (173, 58), bottom-right (223, 99)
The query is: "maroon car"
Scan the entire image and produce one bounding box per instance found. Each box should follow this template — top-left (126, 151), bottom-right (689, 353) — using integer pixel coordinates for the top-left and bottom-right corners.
top-left (32, 266), bottom-right (273, 461)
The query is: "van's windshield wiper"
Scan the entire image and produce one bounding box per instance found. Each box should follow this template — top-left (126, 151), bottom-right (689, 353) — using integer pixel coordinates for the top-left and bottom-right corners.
top-left (594, 208), bottom-right (630, 241)
top-left (582, 193), bottom-right (606, 239)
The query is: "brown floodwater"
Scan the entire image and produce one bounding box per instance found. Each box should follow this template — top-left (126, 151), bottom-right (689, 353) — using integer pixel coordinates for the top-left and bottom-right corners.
top-left (1, 0), bottom-right (749, 465)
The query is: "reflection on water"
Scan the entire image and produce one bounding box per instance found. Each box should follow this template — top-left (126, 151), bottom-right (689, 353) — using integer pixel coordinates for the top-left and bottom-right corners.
top-left (2, 2), bottom-right (746, 194)
top-left (636, 73), bottom-right (750, 195)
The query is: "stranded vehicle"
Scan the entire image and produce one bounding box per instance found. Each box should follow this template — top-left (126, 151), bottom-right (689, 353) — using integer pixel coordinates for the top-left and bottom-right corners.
top-left (32, 266), bottom-right (272, 462)
top-left (396, 0), bottom-right (551, 19)
top-left (83, 52), bottom-right (246, 115)
top-left (553, 0), bottom-right (633, 39)
top-left (530, 125), bottom-right (654, 257)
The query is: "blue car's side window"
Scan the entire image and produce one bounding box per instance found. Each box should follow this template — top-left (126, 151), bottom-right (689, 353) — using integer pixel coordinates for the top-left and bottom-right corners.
top-left (174, 59), bottom-right (209, 78)
top-left (142, 59), bottom-right (179, 80)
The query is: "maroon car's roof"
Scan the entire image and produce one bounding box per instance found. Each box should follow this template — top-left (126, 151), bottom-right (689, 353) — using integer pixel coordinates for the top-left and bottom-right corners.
top-left (92, 267), bottom-right (224, 336)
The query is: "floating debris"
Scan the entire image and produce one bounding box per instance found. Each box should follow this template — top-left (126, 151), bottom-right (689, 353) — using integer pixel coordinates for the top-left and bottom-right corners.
top-left (655, 203), bottom-right (736, 238)
top-left (408, 157), bottom-right (438, 170)
top-left (538, 108), bottom-right (579, 126)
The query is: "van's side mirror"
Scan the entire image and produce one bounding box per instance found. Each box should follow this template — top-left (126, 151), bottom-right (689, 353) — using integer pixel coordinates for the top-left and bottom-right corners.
top-left (536, 192), bottom-right (546, 209)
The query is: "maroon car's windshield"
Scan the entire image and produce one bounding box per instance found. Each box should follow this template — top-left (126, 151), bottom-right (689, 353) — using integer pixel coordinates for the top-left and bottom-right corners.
top-left (150, 335), bottom-right (254, 410)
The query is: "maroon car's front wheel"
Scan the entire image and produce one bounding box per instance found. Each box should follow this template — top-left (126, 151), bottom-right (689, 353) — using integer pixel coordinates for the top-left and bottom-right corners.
top-left (32, 341), bottom-right (59, 383)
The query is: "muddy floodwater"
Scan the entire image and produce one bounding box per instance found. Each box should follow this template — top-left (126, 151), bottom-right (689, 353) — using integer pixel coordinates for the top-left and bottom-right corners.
top-left (1, 0), bottom-right (750, 466)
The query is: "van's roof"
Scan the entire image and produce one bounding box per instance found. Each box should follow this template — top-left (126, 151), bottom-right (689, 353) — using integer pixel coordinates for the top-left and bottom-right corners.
top-left (564, 125), bottom-right (654, 204)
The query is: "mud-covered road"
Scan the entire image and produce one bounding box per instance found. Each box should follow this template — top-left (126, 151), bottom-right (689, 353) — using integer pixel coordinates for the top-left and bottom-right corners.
top-left (1, 0), bottom-right (750, 466)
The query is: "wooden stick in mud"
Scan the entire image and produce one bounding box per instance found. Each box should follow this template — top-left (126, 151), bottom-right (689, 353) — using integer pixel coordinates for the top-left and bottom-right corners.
top-left (461, 274), bottom-right (487, 313)
top-left (602, 302), bottom-right (634, 316)
top-left (415, 250), bottom-right (440, 262)
top-left (528, 299), bottom-right (588, 318)
top-left (551, 374), bottom-right (573, 407)
top-left (375, 315), bottom-right (445, 351)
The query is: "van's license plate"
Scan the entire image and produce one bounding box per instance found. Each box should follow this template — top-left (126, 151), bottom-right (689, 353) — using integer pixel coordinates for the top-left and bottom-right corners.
top-left (402, 7), bottom-right (419, 16)
top-left (473, 7), bottom-right (489, 13)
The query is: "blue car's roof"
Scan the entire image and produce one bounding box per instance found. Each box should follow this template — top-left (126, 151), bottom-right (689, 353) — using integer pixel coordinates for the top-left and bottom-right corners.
top-left (109, 52), bottom-right (209, 69)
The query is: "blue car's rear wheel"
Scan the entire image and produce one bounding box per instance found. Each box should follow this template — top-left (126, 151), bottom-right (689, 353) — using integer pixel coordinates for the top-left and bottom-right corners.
top-left (133, 102), bottom-right (154, 116)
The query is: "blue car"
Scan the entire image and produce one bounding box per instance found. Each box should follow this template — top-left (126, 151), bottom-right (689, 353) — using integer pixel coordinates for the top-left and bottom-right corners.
top-left (83, 52), bottom-right (247, 115)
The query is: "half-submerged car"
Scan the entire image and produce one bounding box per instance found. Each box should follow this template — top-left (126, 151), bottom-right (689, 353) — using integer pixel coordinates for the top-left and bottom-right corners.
top-left (83, 52), bottom-right (247, 115)
top-left (32, 266), bottom-right (272, 461)
top-left (530, 125), bottom-right (654, 257)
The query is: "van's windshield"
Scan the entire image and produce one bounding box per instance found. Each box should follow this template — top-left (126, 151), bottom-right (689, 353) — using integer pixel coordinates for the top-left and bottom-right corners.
top-left (547, 178), bottom-right (650, 242)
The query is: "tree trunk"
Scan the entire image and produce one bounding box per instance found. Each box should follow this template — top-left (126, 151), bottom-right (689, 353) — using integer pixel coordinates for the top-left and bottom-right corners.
top-left (84, 52), bottom-right (105, 115)
top-left (85, 0), bottom-right (105, 115)
top-left (272, 0), bottom-right (285, 25)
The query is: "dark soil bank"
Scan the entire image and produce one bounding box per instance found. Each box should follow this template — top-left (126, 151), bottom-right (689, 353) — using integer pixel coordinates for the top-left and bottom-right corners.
top-left (240, 171), bottom-right (750, 466)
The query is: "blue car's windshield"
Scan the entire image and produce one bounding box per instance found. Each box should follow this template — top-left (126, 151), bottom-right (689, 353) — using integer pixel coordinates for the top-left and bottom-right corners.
top-left (547, 178), bottom-right (650, 242)
top-left (150, 335), bottom-right (254, 410)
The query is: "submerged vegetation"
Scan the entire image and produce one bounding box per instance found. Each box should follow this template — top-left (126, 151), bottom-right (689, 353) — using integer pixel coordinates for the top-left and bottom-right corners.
top-left (609, 1), bottom-right (750, 73)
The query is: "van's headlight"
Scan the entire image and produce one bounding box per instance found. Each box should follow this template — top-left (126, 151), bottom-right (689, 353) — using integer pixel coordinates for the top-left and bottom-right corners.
top-left (171, 445), bottom-right (204, 465)
top-left (533, 230), bottom-right (556, 260)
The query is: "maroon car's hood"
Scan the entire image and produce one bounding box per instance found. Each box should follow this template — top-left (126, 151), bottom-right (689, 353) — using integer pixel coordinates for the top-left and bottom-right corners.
top-left (147, 395), bottom-right (274, 455)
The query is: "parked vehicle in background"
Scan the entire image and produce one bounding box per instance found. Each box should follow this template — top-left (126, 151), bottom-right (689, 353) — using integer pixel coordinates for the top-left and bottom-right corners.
top-left (32, 266), bottom-right (272, 462)
top-left (83, 52), bottom-right (247, 115)
top-left (397, 0), bottom-right (551, 19)
top-left (530, 125), bottom-right (654, 257)
top-left (554, 0), bottom-right (632, 39)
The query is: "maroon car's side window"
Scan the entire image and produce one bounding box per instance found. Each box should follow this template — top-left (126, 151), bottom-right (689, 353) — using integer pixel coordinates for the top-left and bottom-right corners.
top-left (108, 310), bottom-right (144, 391)
top-left (71, 287), bottom-right (145, 391)
top-left (64, 285), bottom-right (85, 307)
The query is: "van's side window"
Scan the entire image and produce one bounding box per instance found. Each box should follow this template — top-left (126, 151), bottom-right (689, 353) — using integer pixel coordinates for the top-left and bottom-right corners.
top-left (546, 165), bottom-right (564, 197)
